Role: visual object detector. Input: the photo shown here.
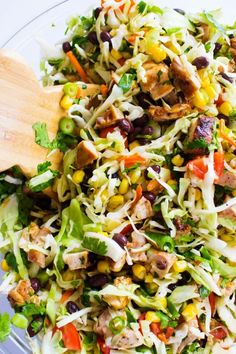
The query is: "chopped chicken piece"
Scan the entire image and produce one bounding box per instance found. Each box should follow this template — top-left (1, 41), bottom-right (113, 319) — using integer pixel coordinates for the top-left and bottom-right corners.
top-left (141, 62), bottom-right (174, 101)
top-left (28, 250), bottom-right (46, 268)
top-left (8, 280), bottom-right (35, 307)
top-left (131, 197), bottom-right (154, 220)
top-left (186, 116), bottom-right (214, 155)
top-left (127, 232), bottom-right (147, 262)
top-left (218, 196), bottom-right (236, 227)
top-left (95, 105), bottom-right (123, 129)
top-left (76, 141), bottom-right (98, 169)
top-left (148, 103), bottom-right (191, 122)
top-left (215, 171), bottom-right (236, 189)
top-left (230, 37), bottom-right (236, 61)
top-left (103, 277), bottom-right (132, 310)
top-left (171, 56), bottom-right (201, 98)
top-left (174, 218), bottom-right (192, 238)
top-left (147, 250), bottom-right (177, 278)
top-left (112, 328), bottom-right (144, 349)
top-left (63, 251), bottom-right (89, 270)
top-left (109, 254), bottom-right (126, 272)
top-left (95, 309), bottom-right (113, 337)
top-left (177, 319), bottom-right (200, 353)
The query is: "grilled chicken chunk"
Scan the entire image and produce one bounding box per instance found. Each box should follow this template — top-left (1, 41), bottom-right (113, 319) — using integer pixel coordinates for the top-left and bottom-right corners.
top-left (63, 251), bottom-right (89, 270)
top-left (147, 250), bottom-right (177, 279)
top-left (216, 171), bottom-right (236, 189)
top-left (171, 56), bottom-right (201, 98)
top-left (141, 62), bottom-right (174, 101)
top-left (148, 103), bottom-right (191, 121)
top-left (76, 141), bottom-right (99, 169)
top-left (8, 280), bottom-right (35, 307)
top-left (95, 105), bottom-right (123, 129)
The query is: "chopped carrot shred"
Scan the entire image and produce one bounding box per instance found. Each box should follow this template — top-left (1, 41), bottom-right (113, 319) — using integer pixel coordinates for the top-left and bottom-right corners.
top-left (66, 51), bottom-right (88, 83)
top-left (219, 119), bottom-right (236, 148)
top-left (100, 84), bottom-right (108, 96)
top-left (118, 154), bottom-right (146, 168)
top-left (147, 179), bottom-right (159, 192)
top-left (60, 289), bottom-right (74, 304)
top-left (132, 184), bottom-right (143, 207)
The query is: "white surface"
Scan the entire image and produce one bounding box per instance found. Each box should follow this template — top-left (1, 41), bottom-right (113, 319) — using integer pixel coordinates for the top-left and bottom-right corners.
top-left (0, 0), bottom-right (236, 47)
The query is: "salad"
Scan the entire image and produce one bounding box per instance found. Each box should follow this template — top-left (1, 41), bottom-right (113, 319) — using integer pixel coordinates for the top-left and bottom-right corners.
top-left (1, 0), bottom-right (236, 353)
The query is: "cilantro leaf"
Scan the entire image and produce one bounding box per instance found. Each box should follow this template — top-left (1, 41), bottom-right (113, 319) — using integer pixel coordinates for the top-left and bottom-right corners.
top-left (22, 303), bottom-right (46, 317)
top-left (82, 236), bottom-right (107, 256)
top-left (16, 187), bottom-right (33, 226)
top-left (157, 70), bottom-right (163, 82)
top-left (199, 286), bottom-right (210, 299)
top-left (28, 170), bottom-right (58, 192)
top-left (37, 161), bottom-right (52, 174)
top-left (186, 138), bottom-right (209, 151)
top-left (32, 123), bottom-right (56, 150)
top-left (31, 319), bottom-right (43, 333)
top-left (138, 1), bottom-right (147, 13)
top-left (118, 73), bottom-right (134, 93)
top-left (0, 313), bottom-right (11, 343)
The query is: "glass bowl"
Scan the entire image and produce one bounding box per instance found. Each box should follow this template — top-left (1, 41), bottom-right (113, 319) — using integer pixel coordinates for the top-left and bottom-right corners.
top-left (0, 0), bottom-right (234, 352)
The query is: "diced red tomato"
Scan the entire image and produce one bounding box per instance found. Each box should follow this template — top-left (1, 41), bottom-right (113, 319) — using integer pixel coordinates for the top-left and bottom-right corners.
top-left (118, 58), bottom-right (126, 66)
top-left (97, 336), bottom-right (110, 354)
top-left (209, 292), bottom-right (216, 314)
top-left (187, 152), bottom-right (224, 180)
top-left (210, 327), bottom-right (227, 340)
top-left (99, 126), bottom-right (116, 138)
top-left (60, 323), bottom-right (81, 351)
top-left (150, 322), bottom-right (162, 336)
top-left (165, 326), bottom-right (174, 339)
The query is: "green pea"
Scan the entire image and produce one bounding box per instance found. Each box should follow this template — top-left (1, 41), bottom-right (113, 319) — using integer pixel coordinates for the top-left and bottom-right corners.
top-left (63, 82), bottom-right (78, 98)
top-left (59, 117), bottom-right (76, 135)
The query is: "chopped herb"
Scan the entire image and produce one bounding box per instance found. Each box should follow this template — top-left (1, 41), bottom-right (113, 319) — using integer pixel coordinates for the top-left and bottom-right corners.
top-left (124, 163), bottom-right (141, 173)
top-left (82, 236), bottom-right (107, 256)
top-left (199, 286), bottom-right (210, 298)
top-left (157, 70), bottom-right (163, 82)
top-left (118, 73), bottom-right (134, 93)
top-left (138, 1), bottom-right (147, 13)
top-left (72, 35), bottom-right (88, 48)
top-left (31, 319), bottom-right (43, 334)
top-left (186, 138), bottom-right (209, 151)
top-left (166, 27), bottom-right (181, 35)
top-left (0, 313), bottom-right (11, 343)
top-left (37, 161), bottom-right (52, 174)
top-left (16, 187), bottom-right (33, 226)
top-left (22, 303), bottom-right (46, 318)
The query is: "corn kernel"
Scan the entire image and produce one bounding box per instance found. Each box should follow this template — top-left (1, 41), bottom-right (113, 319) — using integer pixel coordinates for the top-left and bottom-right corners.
top-left (72, 170), bottom-right (85, 184)
top-left (205, 85), bottom-right (217, 101)
top-left (149, 46), bottom-right (167, 63)
top-left (119, 178), bottom-right (129, 195)
top-left (158, 297), bottom-right (167, 309)
top-left (232, 190), bottom-right (236, 197)
top-left (129, 140), bottom-right (140, 150)
top-left (165, 42), bottom-right (179, 54)
top-left (107, 195), bottom-right (124, 211)
top-left (182, 303), bottom-right (198, 322)
top-left (171, 154), bottom-right (184, 167)
top-left (145, 311), bottom-right (160, 323)
top-left (146, 282), bottom-right (158, 294)
top-left (167, 179), bottom-right (177, 186)
top-left (195, 188), bottom-right (201, 201)
top-left (201, 77), bottom-right (211, 88)
top-left (60, 95), bottom-right (74, 110)
top-left (192, 89), bottom-right (208, 109)
top-left (62, 269), bottom-right (75, 281)
top-left (111, 49), bottom-right (122, 61)
top-left (129, 168), bottom-right (141, 184)
top-left (225, 152), bottom-right (235, 163)
top-left (219, 102), bottom-right (233, 117)
top-left (145, 273), bottom-right (153, 283)
top-left (198, 69), bottom-right (208, 81)
top-left (101, 190), bottom-right (109, 203)
top-left (97, 260), bottom-right (110, 274)
top-left (221, 234), bottom-right (233, 242)
top-left (103, 220), bottom-right (120, 232)
top-left (173, 260), bottom-right (187, 273)
top-left (132, 264), bottom-right (146, 280)
top-left (1, 259), bottom-right (10, 272)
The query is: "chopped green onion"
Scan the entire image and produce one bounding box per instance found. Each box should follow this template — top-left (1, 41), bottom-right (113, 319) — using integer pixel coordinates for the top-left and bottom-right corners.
top-left (63, 82), bottom-right (78, 98)
top-left (11, 313), bottom-right (28, 329)
top-left (59, 117), bottom-right (76, 135)
top-left (109, 316), bottom-right (126, 334)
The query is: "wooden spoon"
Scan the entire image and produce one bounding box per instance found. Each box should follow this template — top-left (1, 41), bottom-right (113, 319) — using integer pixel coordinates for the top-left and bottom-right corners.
top-left (0, 49), bottom-right (100, 177)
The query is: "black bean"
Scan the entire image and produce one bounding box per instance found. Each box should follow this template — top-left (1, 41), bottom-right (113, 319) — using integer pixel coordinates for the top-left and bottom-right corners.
top-left (168, 283), bottom-right (177, 291)
top-left (220, 72), bottom-right (233, 83)
top-left (30, 278), bottom-right (40, 293)
top-left (151, 165), bottom-right (161, 174)
top-left (136, 93), bottom-right (152, 109)
top-left (94, 7), bottom-right (102, 19)
top-left (214, 42), bottom-right (222, 56)
top-left (113, 233), bottom-right (128, 248)
top-left (128, 126), bottom-right (142, 142)
top-left (27, 316), bottom-right (44, 337)
top-left (174, 8), bottom-right (185, 15)
top-left (142, 126), bottom-right (153, 136)
top-left (87, 31), bottom-right (99, 45)
top-left (62, 41), bottom-right (72, 53)
top-left (192, 56), bottom-right (209, 70)
top-left (88, 274), bottom-right (108, 288)
top-left (111, 172), bottom-right (119, 178)
top-left (88, 252), bottom-right (97, 266)
top-left (142, 191), bottom-right (156, 203)
top-left (133, 114), bottom-right (149, 127)
top-left (100, 31), bottom-right (112, 44)
top-left (229, 34), bottom-right (234, 39)
top-left (66, 301), bottom-right (79, 314)
top-left (118, 118), bottom-right (134, 133)
top-left (139, 138), bottom-right (149, 145)
top-left (156, 256), bottom-right (168, 270)
top-left (218, 113), bottom-right (229, 126)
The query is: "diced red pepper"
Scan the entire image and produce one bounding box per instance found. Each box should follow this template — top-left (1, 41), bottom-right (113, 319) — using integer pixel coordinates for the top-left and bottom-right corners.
top-left (165, 326), bottom-right (174, 339)
top-left (131, 184), bottom-right (143, 208)
top-left (60, 323), bottom-right (81, 351)
top-left (210, 327), bottom-right (227, 340)
top-left (97, 336), bottom-right (110, 354)
top-left (187, 152), bottom-right (224, 180)
top-left (99, 126), bottom-right (116, 138)
top-left (120, 224), bottom-right (133, 235)
top-left (214, 152), bottom-right (224, 178)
